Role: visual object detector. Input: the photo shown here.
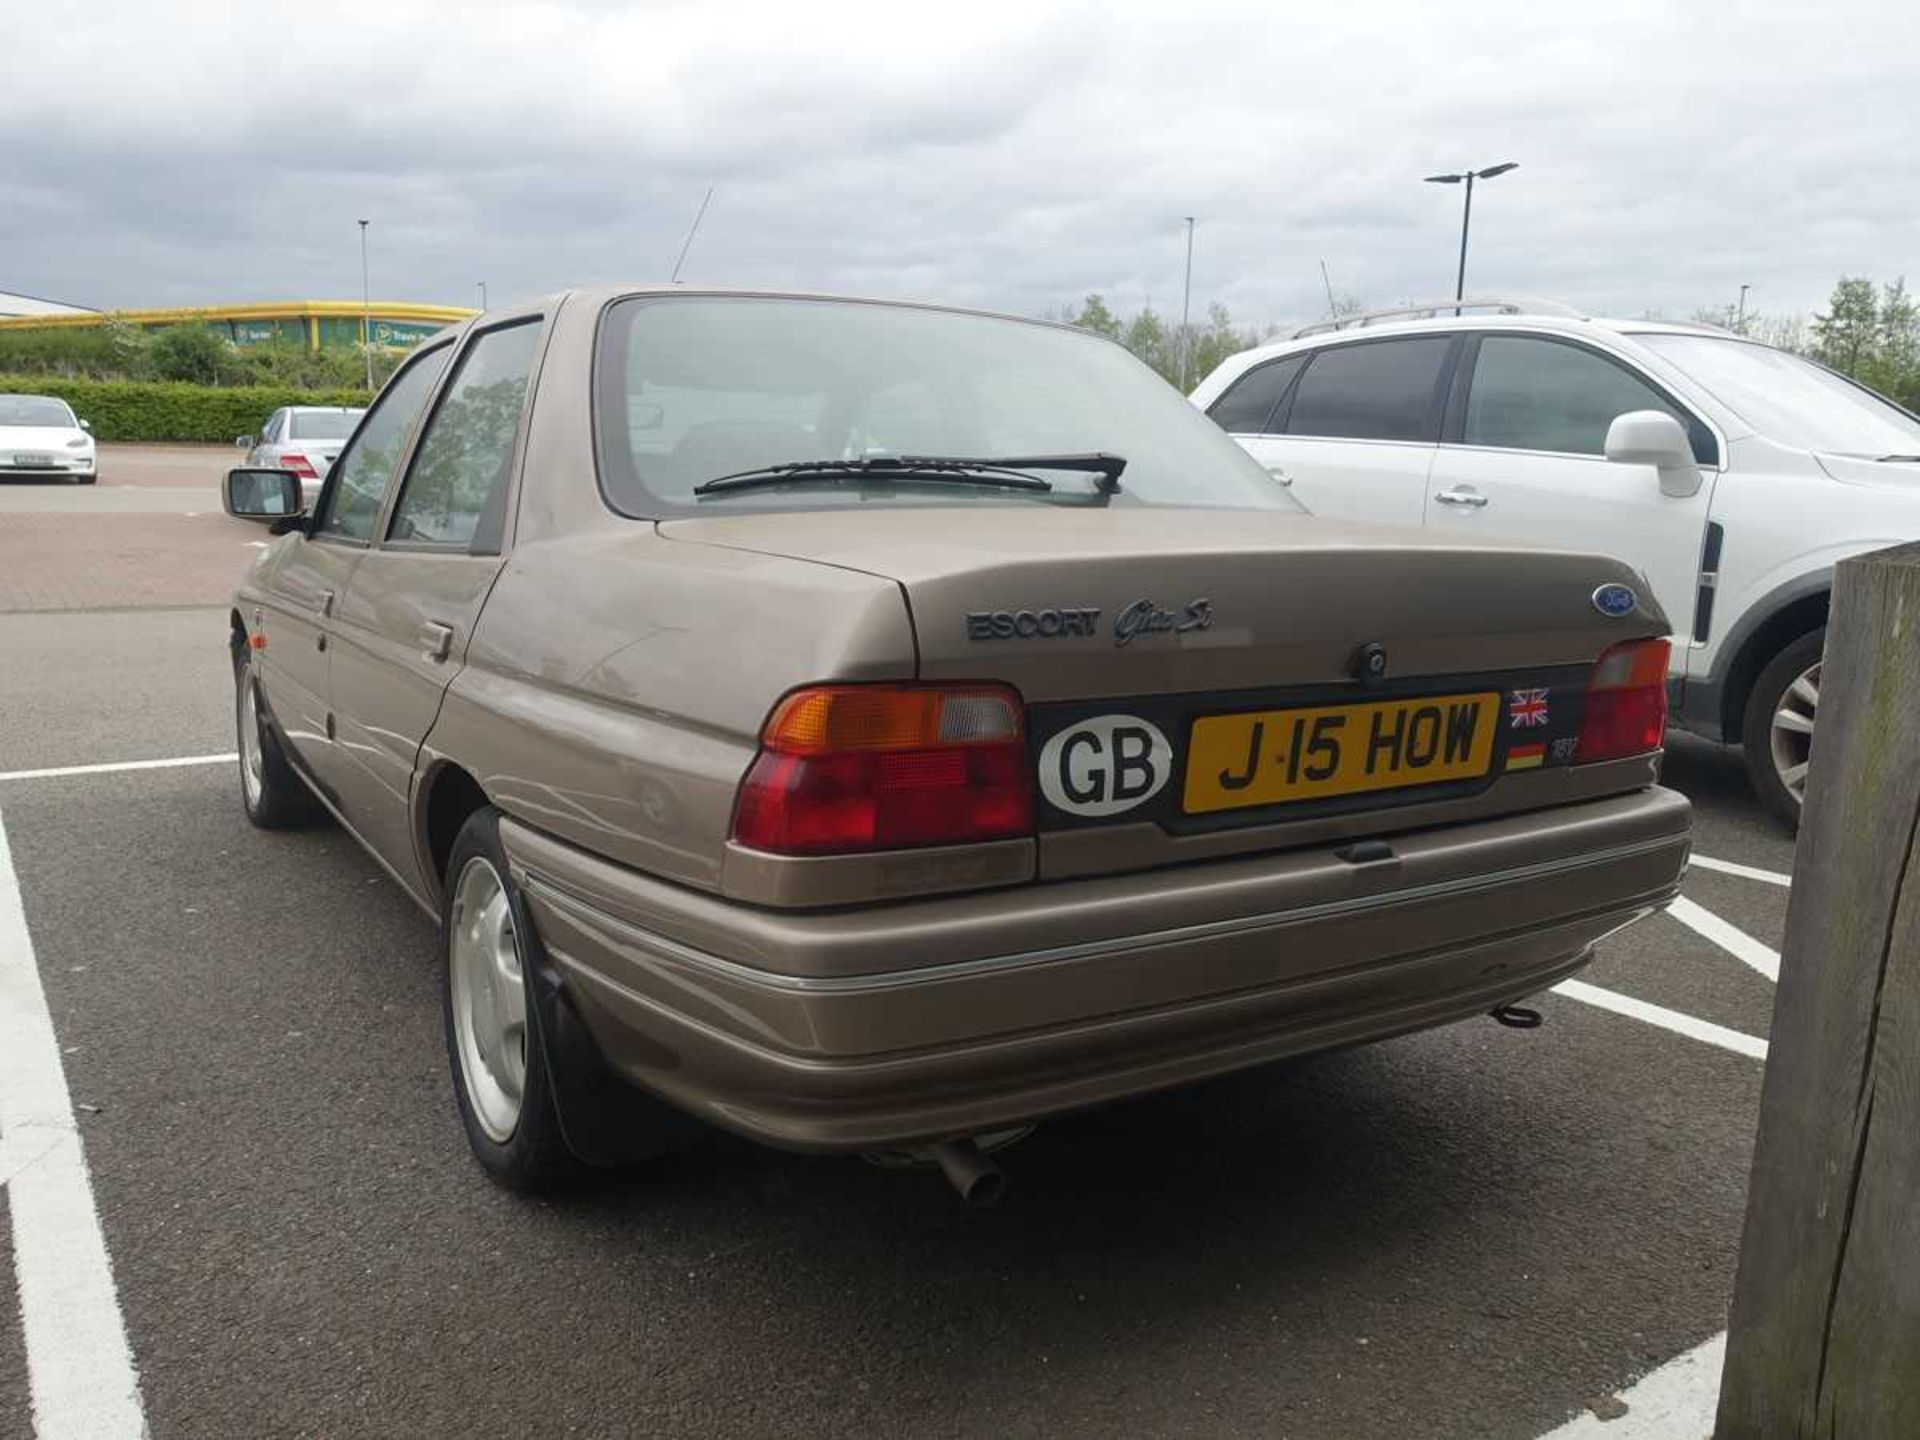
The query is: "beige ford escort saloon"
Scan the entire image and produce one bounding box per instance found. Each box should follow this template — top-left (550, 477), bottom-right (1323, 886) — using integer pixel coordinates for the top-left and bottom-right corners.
top-left (224, 287), bottom-right (1690, 1202)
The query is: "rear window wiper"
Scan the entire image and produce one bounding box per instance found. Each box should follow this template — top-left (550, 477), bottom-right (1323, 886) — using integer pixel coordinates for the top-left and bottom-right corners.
top-left (691, 452), bottom-right (1125, 497)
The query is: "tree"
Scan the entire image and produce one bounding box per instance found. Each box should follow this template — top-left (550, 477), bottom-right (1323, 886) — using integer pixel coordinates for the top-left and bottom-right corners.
top-left (1871, 278), bottom-right (1919, 400)
top-left (148, 325), bottom-right (232, 384)
top-left (1812, 277), bottom-right (1879, 377)
top-left (1070, 294), bottom-right (1122, 341)
top-left (1122, 308), bottom-right (1171, 380)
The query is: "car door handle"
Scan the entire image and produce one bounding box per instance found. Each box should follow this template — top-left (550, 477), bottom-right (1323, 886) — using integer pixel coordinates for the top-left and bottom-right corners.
top-left (422, 622), bottom-right (456, 664)
top-left (316, 587), bottom-right (335, 616)
top-left (1434, 487), bottom-right (1489, 508)
top-left (1265, 465), bottom-right (1294, 487)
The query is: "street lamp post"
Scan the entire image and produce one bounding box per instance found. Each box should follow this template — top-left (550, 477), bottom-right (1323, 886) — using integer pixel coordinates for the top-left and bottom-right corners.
top-left (357, 219), bottom-right (372, 392)
top-left (1180, 216), bottom-right (1195, 391)
top-left (1736, 283), bottom-right (1751, 333)
top-left (1422, 162), bottom-right (1518, 313)
top-left (478, 281), bottom-right (488, 311)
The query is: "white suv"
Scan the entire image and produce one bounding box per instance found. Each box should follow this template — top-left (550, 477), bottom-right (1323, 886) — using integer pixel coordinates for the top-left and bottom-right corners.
top-left (1190, 298), bottom-right (1920, 826)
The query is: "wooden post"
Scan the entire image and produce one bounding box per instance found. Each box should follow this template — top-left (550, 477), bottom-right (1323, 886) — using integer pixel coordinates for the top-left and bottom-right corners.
top-left (1717, 541), bottom-right (1920, 1436)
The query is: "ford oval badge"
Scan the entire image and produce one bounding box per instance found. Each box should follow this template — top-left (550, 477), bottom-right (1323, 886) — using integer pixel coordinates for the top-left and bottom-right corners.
top-left (1592, 583), bottom-right (1638, 618)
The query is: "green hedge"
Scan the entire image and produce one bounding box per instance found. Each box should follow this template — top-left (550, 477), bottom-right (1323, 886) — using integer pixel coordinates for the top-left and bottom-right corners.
top-left (0, 375), bottom-right (368, 443)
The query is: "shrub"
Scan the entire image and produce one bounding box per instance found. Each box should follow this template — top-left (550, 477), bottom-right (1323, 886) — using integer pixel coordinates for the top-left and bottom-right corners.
top-left (0, 375), bottom-right (370, 443)
top-left (149, 324), bottom-right (231, 384)
top-left (0, 320), bottom-right (407, 391)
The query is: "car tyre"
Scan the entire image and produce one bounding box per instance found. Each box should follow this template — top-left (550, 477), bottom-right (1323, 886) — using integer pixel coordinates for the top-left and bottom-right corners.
top-left (235, 662), bottom-right (323, 829)
top-left (441, 807), bottom-right (579, 1192)
top-left (1741, 627), bottom-right (1824, 832)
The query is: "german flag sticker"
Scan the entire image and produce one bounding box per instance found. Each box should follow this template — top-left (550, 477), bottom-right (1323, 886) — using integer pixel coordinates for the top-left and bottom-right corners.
top-left (1508, 742), bottom-right (1546, 771)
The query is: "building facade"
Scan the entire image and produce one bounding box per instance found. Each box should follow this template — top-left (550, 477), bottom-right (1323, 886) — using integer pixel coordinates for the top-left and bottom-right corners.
top-left (0, 300), bottom-right (474, 350)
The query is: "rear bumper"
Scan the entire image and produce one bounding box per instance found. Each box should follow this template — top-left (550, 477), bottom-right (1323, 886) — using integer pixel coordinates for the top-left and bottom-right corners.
top-left (503, 785), bottom-right (1691, 1151)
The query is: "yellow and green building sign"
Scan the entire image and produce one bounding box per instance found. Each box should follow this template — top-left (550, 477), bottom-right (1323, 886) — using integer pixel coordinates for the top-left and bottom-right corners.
top-left (0, 300), bottom-right (475, 352)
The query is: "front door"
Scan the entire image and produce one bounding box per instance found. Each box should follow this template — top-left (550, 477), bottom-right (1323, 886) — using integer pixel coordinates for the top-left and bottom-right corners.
top-left (253, 348), bottom-right (453, 797)
top-left (1423, 334), bottom-right (1718, 676)
top-left (251, 539), bottom-right (360, 783)
top-left (327, 316), bottom-right (546, 897)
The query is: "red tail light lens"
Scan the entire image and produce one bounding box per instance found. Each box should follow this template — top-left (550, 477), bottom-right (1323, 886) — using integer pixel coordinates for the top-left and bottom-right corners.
top-left (733, 685), bottom-right (1033, 855)
top-left (280, 452), bottom-right (318, 479)
top-left (1576, 638), bottom-right (1670, 763)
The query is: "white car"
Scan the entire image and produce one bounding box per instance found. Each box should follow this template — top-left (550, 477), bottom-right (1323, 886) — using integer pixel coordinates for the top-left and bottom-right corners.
top-left (238, 405), bottom-right (364, 504)
top-left (1190, 298), bottom-right (1920, 826)
top-left (0, 393), bottom-right (96, 483)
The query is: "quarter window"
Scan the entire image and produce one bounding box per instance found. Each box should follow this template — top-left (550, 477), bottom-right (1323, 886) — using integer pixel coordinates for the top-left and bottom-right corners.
top-left (1464, 337), bottom-right (1693, 458)
top-left (387, 321), bottom-right (541, 550)
top-left (315, 346), bottom-right (451, 542)
top-left (1284, 338), bottom-right (1451, 442)
top-left (1206, 355), bottom-right (1306, 434)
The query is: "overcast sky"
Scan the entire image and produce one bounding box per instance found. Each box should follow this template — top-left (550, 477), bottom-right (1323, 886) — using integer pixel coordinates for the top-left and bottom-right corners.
top-left (5, 0), bottom-right (1915, 331)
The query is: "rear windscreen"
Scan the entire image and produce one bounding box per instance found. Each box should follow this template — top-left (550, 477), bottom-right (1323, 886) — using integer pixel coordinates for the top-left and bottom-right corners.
top-left (289, 411), bottom-right (362, 440)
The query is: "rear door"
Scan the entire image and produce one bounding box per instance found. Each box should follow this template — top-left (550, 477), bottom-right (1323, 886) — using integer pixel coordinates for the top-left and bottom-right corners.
top-left (326, 314), bottom-right (546, 895)
top-left (1423, 333), bottom-right (1719, 676)
top-left (253, 348), bottom-right (452, 797)
top-left (1230, 335), bottom-right (1456, 528)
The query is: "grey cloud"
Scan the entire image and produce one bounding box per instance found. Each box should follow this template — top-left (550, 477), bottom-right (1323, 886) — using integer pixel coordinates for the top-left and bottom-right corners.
top-left (3, 0), bottom-right (1915, 333)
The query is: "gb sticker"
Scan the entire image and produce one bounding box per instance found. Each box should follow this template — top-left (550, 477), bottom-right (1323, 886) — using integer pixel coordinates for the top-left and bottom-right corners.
top-left (1038, 715), bottom-right (1172, 817)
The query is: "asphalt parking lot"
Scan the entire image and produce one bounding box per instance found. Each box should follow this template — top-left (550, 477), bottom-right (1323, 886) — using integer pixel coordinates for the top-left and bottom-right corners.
top-left (1, 447), bottom-right (1798, 1438)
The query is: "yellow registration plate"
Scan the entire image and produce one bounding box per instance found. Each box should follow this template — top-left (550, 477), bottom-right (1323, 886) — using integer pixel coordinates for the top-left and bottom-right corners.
top-left (1183, 692), bottom-right (1502, 814)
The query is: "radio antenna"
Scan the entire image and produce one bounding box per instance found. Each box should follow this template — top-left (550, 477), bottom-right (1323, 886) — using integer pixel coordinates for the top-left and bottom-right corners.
top-left (669, 187), bottom-right (714, 284)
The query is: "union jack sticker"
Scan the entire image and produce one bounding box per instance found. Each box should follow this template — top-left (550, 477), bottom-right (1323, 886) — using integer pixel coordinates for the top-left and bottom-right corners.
top-left (1509, 688), bottom-right (1550, 728)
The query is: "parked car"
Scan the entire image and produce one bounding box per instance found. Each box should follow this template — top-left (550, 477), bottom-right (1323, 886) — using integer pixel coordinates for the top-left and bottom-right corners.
top-left (223, 287), bottom-right (1689, 1200)
top-left (1190, 297), bottom-right (1920, 828)
top-left (237, 405), bottom-right (364, 504)
top-left (0, 392), bottom-right (96, 482)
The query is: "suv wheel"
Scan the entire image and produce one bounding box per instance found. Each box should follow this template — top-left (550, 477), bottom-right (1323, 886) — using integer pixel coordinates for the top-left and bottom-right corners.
top-left (1741, 628), bottom-right (1824, 831)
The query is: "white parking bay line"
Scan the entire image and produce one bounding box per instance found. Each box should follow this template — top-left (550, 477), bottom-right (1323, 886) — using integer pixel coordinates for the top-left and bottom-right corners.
top-left (1689, 853), bottom-right (1793, 888)
top-left (0, 753), bottom-right (236, 784)
top-left (0, 811), bottom-right (147, 1438)
top-left (1667, 895), bottom-right (1781, 982)
top-left (1553, 979), bottom-right (1768, 1060)
top-left (1536, 1330), bottom-right (1725, 1438)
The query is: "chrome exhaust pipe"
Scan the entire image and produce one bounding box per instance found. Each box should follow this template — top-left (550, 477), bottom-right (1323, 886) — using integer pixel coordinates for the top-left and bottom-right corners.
top-left (930, 1138), bottom-right (1007, 1208)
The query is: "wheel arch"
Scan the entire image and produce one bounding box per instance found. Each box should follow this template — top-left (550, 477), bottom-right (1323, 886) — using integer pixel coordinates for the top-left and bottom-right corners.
top-left (418, 760), bottom-right (494, 903)
top-left (1717, 585), bottom-right (1829, 741)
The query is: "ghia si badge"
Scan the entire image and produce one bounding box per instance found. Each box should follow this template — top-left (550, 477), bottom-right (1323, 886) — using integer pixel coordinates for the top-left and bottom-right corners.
top-left (1113, 597), bottom-right (1213, 647)
top-left (1591, 583), bottom-right (1639, 618)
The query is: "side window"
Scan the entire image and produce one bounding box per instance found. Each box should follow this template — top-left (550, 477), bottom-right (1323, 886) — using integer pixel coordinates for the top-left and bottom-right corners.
top-left (315, 346), bottom-right (452, 542)
top-left (1464, 337), bottom-right (1696, 458)
top-left (1284, 338), bottom-right (1452, 442)
top-left (387, 320), bottom-right (542, 551)
top-left (262, 410), bottom-right (284, 444)
top-left (1206, 355), bottom-right (1306, 434)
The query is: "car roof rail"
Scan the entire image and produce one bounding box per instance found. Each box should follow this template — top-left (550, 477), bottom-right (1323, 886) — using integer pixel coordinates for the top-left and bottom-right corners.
top-left (1285, 296), bottom-right (1587, 340)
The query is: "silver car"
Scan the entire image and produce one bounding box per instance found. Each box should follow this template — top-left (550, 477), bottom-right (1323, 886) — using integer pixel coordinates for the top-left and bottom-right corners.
top-left (238, 406), bottom-right (365, 504)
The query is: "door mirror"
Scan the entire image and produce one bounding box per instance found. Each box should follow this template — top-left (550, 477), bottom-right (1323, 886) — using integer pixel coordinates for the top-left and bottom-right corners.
top-left (1606, 410), bottom-right (1702, 498)
top-left (224, 467), bottom-right (305, 522)
top-left (78, 418), bottom-right (92, 433)
top-left (235, 434), bottom-right (255, 449)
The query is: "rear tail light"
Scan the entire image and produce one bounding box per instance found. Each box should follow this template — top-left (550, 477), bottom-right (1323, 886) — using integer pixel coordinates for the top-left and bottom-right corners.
top-left (1576, 637), bottom-right (1670, 763)
top-left (280, 453), bottom-right (318, 478)
top-left (732, 685), bottom-right (1033, 855)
